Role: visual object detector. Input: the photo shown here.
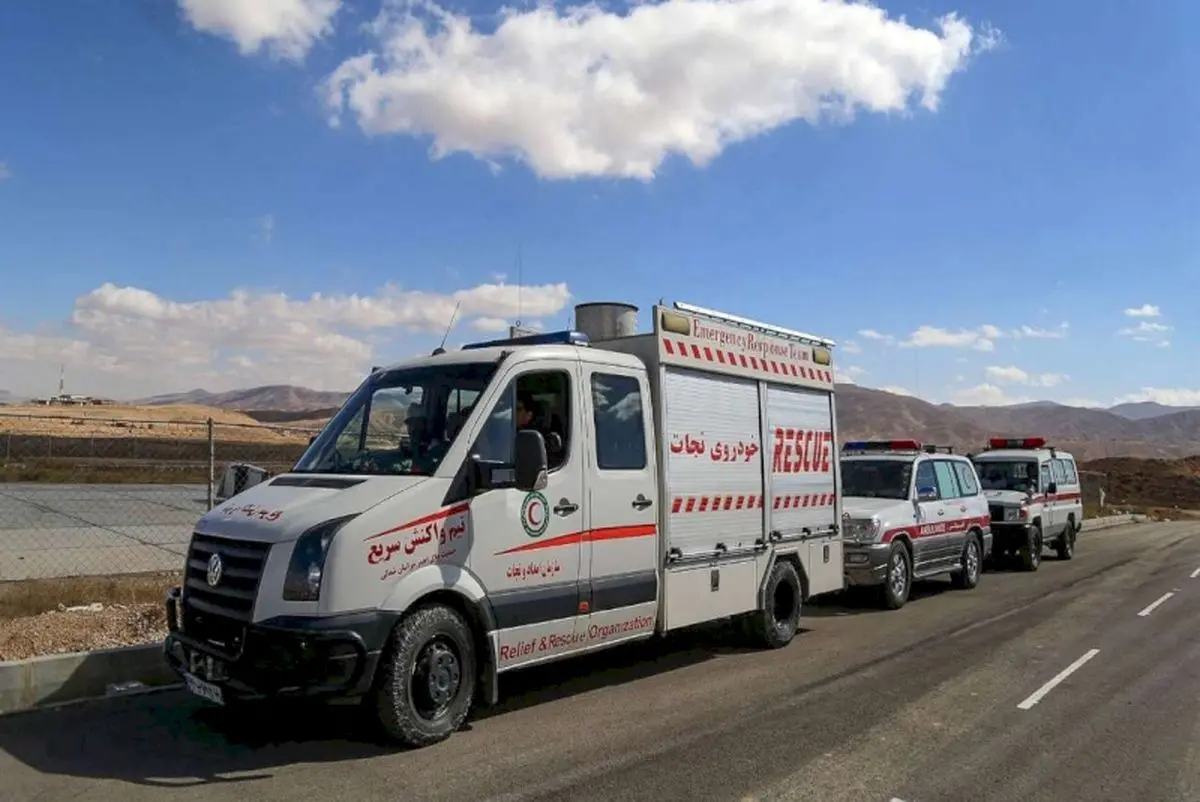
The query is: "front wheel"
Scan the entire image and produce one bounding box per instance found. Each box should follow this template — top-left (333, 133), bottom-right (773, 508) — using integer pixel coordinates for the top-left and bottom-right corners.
top-left (1020, 524), bottom-right (1043, 572)
top-left (880, 543), bottom-right (912, 609)
top-left (749, 560), bottom-right (803, 649)
top-left (374, 604), bottom-right (476, 749)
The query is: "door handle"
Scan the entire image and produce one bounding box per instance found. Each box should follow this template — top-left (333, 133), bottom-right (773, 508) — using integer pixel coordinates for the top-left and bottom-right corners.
top-left (554, 499), bottom-right (579, 516)
top-left (959, 506), bottom-right (967, 513)
top-left (632, 494), bottom-right (653, 510)
top-left (937, 509), bottom-right (946, 516)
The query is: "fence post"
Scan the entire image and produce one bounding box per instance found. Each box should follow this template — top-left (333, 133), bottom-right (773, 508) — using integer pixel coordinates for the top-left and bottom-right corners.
top-left (207, 418), bottom-right (215, 510)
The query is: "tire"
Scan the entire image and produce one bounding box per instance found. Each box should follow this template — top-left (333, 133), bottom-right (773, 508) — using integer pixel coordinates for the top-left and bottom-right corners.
top-left (880, 542), bottom-right (912, 610)
top-left (1019, 523), bottom-right (1043, 572)
top-left (1056, 518), bottom-right (1076, 561)
top-left (749, 560), bottom-right (803, 649)
top-left (373, 604), bottom-right (476, 749)
top-left (951, 533), bottom-right (982, 590)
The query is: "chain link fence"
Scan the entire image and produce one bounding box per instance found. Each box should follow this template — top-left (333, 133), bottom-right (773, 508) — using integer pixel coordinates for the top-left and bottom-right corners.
top-left (0, 412), bottom-right (320, 634)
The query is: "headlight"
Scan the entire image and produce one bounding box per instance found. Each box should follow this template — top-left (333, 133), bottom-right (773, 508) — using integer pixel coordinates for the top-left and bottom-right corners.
top-left (283, 515), bottom-right (358, 602)
top-left (846, 518), bottom-right (881, 541)
top-left (1003, 507), bottom-right (1026, 522)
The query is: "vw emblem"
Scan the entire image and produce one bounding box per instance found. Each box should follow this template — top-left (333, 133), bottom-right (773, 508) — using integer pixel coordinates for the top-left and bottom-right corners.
top-left (206, 553), bottom-right (224, 588)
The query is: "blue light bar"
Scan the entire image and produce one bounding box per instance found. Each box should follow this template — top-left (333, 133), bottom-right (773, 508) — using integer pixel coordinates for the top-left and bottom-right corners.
top-left (842, 441), bottom-right (869, 451)
top-left (462, 329), bottom-right (591, 351)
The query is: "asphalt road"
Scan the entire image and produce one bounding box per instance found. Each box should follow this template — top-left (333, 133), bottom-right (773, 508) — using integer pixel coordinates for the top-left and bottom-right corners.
top-left (0, 483), bottom-right (203, 579)
top-left (1, 520), bottom-right (1198, 802)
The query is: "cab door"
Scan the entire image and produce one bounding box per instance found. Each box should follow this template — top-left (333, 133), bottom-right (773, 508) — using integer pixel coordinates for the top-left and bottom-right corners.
top-left (462, 359), bottom-right (588, 670)
top-left (580, 365), bottom-right (659, 646)
top-left (1038, 461), bottom-right (1056, 534)
top-left (912, 460), bottom-right (946, 572)
top-left (931, 459), bottom-right (967, 567)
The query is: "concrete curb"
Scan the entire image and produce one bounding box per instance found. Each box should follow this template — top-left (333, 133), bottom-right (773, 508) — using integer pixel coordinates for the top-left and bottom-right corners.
top-left (1083, 514), bottom-right (1140, 531)
top-left (0, 641), bottom-right (177, 716)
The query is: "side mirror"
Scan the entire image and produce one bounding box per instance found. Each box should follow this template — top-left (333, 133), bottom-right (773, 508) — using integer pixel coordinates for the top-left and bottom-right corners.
top-left (916, 486), bottom-right (938, 502)
top-left (514, 429), bottom-right (549, 491)
top-left (1047, 481), bottom-right (1058, 495)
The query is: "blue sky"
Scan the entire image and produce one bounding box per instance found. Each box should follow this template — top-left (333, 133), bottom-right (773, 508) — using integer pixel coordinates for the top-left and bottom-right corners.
top-left (0, 0), bottom-right (1197, 406)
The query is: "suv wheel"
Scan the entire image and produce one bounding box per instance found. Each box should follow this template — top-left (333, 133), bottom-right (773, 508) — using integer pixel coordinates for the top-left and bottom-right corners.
top-left (881, 543), bottom-right (912, 609)
top-left (1020, 523), bottom-right (1043, 572)
top-left (951, 534), bottom-right (982, 590)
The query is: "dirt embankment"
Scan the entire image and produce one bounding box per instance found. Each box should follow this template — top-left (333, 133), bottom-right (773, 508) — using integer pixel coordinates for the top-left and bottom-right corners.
top-left (1081, 457), bottom-right (1200, 510)
top-left (0, 403), bottom-right (313, 444)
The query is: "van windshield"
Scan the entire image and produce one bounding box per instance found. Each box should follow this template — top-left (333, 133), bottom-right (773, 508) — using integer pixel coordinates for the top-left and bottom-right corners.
top-left (840, 459), bottom-right (912, 500)
top-left (293, 362), bottom-right (499, 476)
top-left (974, 460), bottom-right (1039, 492)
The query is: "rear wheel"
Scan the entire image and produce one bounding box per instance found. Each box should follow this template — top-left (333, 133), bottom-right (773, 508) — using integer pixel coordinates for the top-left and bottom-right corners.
top-left (880, 543), bottom-right (912, 609)
top-left (749, 560), bottom-right (803, 649)
top-left (1020, 523), bottom-right (1043, 572)
top-left (1056, 518), bottom-right (1077, 560)
top-left (951, 534), bottom-right (982, 590)
top-left (373, 604), bottom-right (476, 749)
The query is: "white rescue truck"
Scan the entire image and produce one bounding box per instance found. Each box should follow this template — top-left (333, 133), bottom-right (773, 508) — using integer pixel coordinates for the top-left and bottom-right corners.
top-left (972, 437), bottom-right (1084, 570)
top-left (840, 440), bottom-right (991, 609)
top-left (163, 301), bottom-right (845, 748)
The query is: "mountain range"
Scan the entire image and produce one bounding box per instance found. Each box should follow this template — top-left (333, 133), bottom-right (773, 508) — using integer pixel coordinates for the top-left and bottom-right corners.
top-left (135, 383), bottom-right (1200, 461)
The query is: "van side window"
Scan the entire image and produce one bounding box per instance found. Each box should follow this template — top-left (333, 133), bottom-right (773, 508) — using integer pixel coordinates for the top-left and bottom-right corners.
top-left (1050, 459), bottom-right (1067, 485)
top-left (914, 461), bottom-right (938, 499)
top-left (591, 373), bottom-right (647, 470)
top-left (952, 461), bottom-right (980, 495)
top-left (1061, 458), bottom-right (1079, 485)
top-left (473, 370), bottom-right (572, 471)
top-left (1039, 463), bottom-right (1052, 492)
top-left (933, 460), bottom-right (962, 499)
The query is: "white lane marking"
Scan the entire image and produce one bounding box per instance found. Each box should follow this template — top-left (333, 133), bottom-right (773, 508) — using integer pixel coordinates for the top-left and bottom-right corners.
top-left (1137, 592), bottom-right (1176, 618)
top-left (1190, 567), bottom-right (1200, 579)
top-left (1017, 648), bottom-right (1100, 711)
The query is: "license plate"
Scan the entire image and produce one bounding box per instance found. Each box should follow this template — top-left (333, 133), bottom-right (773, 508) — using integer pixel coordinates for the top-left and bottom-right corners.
top-left (183, 672), bottom-right (225, 706)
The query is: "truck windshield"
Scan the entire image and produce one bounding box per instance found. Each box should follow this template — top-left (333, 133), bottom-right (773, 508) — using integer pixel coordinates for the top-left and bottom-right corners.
top-left (840, 459), bottom-right (912, 500)
top-left (293, 361), bottom-right (499, 476)
top-left (974, 460), bottom-right (1039, 492)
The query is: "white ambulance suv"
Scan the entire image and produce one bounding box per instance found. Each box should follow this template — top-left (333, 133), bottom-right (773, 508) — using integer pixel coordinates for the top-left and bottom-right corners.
top-left (840, 440), bottom-right (991, 609)
top-left (163, 300), bottom-right (846, 749)
top-left (972, 437), bottom-right (1084, 570)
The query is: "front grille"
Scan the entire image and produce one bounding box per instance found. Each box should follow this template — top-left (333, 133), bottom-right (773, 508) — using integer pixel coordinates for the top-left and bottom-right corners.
top-left (182, 533), bottom-right (271, 656)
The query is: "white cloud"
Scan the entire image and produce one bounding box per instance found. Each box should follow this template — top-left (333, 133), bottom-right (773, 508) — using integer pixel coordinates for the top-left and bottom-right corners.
top-left (179, 0), bottom-right (341, 62)
top-left (858, 329), bottom-right (895, 344)
top-left (1010, 322), bottom-right (1068, 339)
top-left (841, 339), bottom-right (862, 354)
top-left (1114, 388), bottom-right (1200, 407)
top-left (950, 383), bottom-right (1031, 406)
top-left (836, 365), bottom-right (866, 383)
top-left (320, 0), bottom-right (999, 180)
top-left (1117, 319), bottom-right (1171, 348)
top-left (0, 162), bottom-right (10, 181)
top-left (984, 365), bottom-right (1066, 388)
top-left (1123, 303), bottom-right (1160, 318)
top-left (879, 385), bottom-right (914, 397)
top-left (903, 325), bottom-right (996, 352)
top-left (0, 280), bottom-right (571, 397)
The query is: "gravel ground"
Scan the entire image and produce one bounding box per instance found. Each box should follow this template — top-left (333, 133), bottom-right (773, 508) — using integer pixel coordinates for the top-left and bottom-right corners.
top-left (0, 603), bottom-right (166, 661)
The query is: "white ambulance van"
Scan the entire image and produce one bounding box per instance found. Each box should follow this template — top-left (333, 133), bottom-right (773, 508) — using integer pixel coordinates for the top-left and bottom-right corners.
top-left (840, 440), bottom-right (991, 609)
top-left (972, 437), bottom-right (1084, 570)
top-left (163, 300), bottom-right (845, 748)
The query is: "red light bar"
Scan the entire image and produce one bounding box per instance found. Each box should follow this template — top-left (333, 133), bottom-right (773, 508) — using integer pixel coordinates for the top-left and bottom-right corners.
top-left (988, 437), bottom-right (1048, 449)
top-left (890, 439), bottom-right (922, 451)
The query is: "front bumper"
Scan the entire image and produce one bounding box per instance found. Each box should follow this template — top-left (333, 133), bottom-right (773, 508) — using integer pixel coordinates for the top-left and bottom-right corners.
top-left (163, 586), bottom-right (394, 703)
top-left (843, 542), bottom-right (891, 587)
top-left (990, 523), bottom-right (1031, 551)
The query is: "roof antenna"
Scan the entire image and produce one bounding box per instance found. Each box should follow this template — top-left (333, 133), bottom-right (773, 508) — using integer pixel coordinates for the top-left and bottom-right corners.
top-left (514, 244), bottom-right (524, 329)
top-left (432, 301), bottom-right (461, 356)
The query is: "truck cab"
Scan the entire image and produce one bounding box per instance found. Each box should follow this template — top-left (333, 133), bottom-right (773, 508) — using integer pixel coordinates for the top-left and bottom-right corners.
top-left (973, 437), bottom-right (1084, 570)
top-left (840, 440), bottom-right (991, 609)
top-left (163, 300), bottom-right (844, 750)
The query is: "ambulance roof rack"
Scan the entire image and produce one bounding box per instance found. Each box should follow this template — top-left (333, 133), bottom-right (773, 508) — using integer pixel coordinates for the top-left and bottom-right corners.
top-left (985, 436), bottom-right (1050, 451)
top-left (462, 329), bottom-right (591, 351)
top-left (842, 439), bottom-right (923, 454)
top-left (673, 300), bottom-right (837, 348)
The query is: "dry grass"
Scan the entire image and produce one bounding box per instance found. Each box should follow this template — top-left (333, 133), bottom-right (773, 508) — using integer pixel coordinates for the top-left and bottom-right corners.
top-left (0, 573), bottom-right (179, 661)
top-left (0, 403), bottom-right (311, 444)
